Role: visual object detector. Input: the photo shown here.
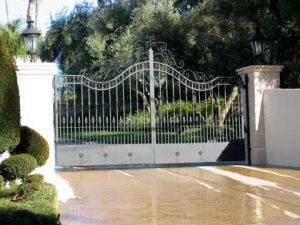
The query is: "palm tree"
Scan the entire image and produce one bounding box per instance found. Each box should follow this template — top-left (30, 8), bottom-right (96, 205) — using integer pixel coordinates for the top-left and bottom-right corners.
top-left (0, 20), bottom-right (28, 59)
top-left (27, 0), bottom-right (35, 22)
top-left (35, 0), bottom-right (40, 28)
top-left (5, 0), bottom-right (9, 22)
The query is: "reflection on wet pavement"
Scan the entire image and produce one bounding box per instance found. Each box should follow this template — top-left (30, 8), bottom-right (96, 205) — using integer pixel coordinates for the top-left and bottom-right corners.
top-left (58, 166), bottom-right (300, 225)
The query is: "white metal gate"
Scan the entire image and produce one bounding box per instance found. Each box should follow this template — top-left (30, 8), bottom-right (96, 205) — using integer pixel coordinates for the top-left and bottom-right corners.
top-left (54, 40), bottom-right (245, 167)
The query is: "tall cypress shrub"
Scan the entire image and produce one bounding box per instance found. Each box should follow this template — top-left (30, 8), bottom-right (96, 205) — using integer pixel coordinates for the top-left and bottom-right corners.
top-left (0, 37), bottom-right (20, 153)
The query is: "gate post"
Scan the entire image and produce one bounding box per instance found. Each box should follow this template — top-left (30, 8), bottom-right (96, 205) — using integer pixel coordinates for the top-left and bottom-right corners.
top-left (236, 65), bottom-right (283, 165)
top-left (149, 48), bottom-right (156, 161)
top-left (16, 63), bottom-right (57, 171)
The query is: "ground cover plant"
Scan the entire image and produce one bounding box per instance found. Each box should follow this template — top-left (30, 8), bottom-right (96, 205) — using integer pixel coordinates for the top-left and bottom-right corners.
top-left (0, 183), bottom-right (58, 225)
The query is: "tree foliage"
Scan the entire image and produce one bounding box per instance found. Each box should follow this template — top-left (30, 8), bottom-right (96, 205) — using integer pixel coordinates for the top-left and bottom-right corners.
top-left (41, 0), bottom-right (300, 86)
top-left (0, 36), bottom-right (20, 153)
top-left (0, 20), bottom-right (28, 59)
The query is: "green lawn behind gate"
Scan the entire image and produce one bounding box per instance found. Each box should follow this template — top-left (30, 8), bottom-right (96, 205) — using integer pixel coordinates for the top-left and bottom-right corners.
top-left (59, 124), bottom-right (239, 144)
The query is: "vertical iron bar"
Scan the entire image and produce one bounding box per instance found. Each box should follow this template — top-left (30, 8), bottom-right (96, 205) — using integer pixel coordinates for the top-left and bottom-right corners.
top-left (66, 82), bottom-right (69, 142)
top-left (123, 76), bottom-right (125, 144)
top-left (81, 77), bottom-right (84, 143)
top-left (142, 68), bottom-right (146, 144)
top-left (210, 89), bottom-right (214, 142)
top-left (159, 69), bottom-right (162, 144)
top-left (185, 85), bottom-right (188, 143)
top-left (102, 89), bottom-right (105, 144)
top-left (205, 89), bottom-right (208, 142)
top-left (149, 48), bottom-right (156, 162)
top-left (172, 75), bottom-right (175, 143)
top-left (179, 81), bottom-right (182, 143)
top-left (129, 75), bottom-right (132, 144)
top-left (224, 85), bottom-right (228, 142)
top-left (198, 91), bottom-right (202, 143)
top-left (88, 87), bottom-right (91, 143)
top-left (165, 73), bottom-right (169, 144)
top-left (74, 78), bottom-right (77, 143)
top-left (95, 89), bottom-right (98, 143)
top-left (217, 84), bottom-right (221, 142)
top-left (116, 82), bottom-right (119, 144)
top-left (192, 90), bottom-right (195, 143)
top-left (54, 76), bottom-right (59, 143)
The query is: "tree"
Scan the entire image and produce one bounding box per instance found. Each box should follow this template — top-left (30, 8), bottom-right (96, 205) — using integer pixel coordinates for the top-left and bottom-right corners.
top-left (40, 3), bottom-right (93, 74)
top-left (5, 0), bottom-right (9, 22)
top-left (41, 0), bottom-right (300, 87)
top-left (35, 0), bottom-right (40, 28)
top-left (27, 0), bottom-right (35, 22)
top-left (0, 20), bottom-right (28, 59)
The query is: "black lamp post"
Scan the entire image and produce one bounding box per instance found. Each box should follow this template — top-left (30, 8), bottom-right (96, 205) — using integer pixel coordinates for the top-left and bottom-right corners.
top-left (22, 20), bottom-right (41, 62)
top-left (250, 24), bottom-right (266, 65)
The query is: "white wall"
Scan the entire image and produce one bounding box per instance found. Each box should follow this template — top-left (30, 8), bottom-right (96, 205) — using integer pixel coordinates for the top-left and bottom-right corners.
top-left (264, 89), bottom-right (300, 168)
top-left (16, 63), bottom-right (57, 171)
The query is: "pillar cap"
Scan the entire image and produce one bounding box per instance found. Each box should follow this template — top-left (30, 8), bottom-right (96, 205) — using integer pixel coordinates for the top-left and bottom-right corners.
top-left (16, 62), bottom-right (57, 76)
top-left (236, 65), bottom-right (284, 75)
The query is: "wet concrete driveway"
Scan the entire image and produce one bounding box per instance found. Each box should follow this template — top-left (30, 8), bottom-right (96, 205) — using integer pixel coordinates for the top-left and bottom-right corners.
top-left (58, 166), bottom-right (300, 225)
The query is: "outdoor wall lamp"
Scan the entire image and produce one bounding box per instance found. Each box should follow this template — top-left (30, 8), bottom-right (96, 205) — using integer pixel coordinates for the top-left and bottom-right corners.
top-left (250, 24), bottom-right (266, 65)
top-left (22, 20), bottom-right (41, 62)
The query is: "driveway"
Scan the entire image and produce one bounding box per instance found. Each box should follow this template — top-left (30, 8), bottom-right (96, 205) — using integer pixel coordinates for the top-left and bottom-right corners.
top-left (58, 166), bottom-right (300, 225)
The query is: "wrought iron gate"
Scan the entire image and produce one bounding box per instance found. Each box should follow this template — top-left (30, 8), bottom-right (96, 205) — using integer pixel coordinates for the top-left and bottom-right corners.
top-left (54, 40), bottom-right (245, 167)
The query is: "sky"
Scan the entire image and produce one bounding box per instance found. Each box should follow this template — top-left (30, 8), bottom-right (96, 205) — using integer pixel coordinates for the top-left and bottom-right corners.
top-left (0, 0), bottom-right (98, 34)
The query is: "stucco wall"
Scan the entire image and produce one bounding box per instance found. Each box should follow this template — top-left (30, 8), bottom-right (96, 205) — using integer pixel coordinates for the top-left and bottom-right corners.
top-left (264, 89), bottom-right (300, 168)
top-left (16, 63), bottom-right (57, 171)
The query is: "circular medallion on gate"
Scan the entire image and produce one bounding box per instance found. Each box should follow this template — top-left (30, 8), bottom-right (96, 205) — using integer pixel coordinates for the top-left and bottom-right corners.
top-left (175, 151), bottom-right (180, 156)
top-left (79, 153), bottom-right (84, 158)
top-left (103, 153), bottom-right (108, 158)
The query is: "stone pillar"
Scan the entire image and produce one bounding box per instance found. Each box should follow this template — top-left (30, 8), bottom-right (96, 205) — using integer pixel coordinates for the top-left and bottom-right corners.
top-left (16, 63), bottom-right (57, 171)
top-left (236, 65), bottom-right (283, 165)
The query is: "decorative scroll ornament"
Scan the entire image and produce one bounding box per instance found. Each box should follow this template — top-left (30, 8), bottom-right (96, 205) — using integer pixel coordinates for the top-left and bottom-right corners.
top-left (84, 36), bottom-right (215, 82)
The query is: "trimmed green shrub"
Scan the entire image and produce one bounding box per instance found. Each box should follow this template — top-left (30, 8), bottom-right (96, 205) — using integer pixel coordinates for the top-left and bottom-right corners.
top-left (0, 175), bottom-right (3, 190)
top-left (0, 37), bottom-right (21, 153)
top-left (17, 181), bottom-right (44, 198)
top-left (1, 154), bottom-right (37, 181)
top-left (23, 174), bottom-right (44, 185)
top-left (18, 175), bottom-right (44, 197)
top-left (13, 126), bottom-right (49, 166)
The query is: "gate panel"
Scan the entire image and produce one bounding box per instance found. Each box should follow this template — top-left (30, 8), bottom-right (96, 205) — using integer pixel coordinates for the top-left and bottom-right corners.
top-left (55, 41), bottom-right (245, 167)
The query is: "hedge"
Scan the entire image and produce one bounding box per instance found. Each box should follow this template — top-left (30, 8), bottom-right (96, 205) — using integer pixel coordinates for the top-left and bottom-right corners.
top-left (1, 154), bottom-right (37, 181)
top-left (13, 126), bottom-right (49, 166)
top-left (0, 37), bottom-right (21, 153)
top-left (18, 174), bottom-right (44, 198)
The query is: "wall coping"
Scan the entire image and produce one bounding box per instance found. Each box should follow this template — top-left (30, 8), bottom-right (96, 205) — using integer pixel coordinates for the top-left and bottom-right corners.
top-left (236, 65), bottom-right (284, 75)
top-left (16, 63), bottom-right (58, 76)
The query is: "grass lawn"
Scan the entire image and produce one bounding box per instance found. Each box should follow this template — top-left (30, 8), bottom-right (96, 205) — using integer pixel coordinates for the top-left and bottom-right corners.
top-left (59, 125), bottom-right (239, 144)
top-left (0, 183), bottom-right (58, 225)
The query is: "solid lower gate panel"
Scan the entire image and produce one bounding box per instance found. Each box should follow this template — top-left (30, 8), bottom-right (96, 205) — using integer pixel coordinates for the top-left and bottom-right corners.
top-left (154, 143), bottom-right (229, 164)
top-left (56, 144), bottom-right (154, 167)
top-left (56, 142), bottom-right (233, 167)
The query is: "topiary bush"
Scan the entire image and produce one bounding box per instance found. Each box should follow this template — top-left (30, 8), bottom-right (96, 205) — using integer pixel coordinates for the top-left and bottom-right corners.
top-left (23, 174), bottom-right (44, 184)
top-left (0, 37), bottom-right (21, 153)
top-left (17, 174), bottom-right (44, 198)
top-left (0, 154), bottom-right (37, 181)
top-left (13, 126), bottom-right (49, 166)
